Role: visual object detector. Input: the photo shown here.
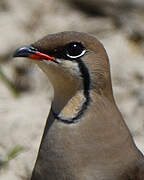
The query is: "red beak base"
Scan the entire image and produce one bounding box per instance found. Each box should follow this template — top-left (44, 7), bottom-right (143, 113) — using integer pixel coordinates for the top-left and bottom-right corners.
top-left (29, 51), bottom-right (54, 61)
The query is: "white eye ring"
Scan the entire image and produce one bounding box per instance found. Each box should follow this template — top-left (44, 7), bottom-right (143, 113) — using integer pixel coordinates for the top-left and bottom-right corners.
top-left (66, 49), bottom-right (86, 59)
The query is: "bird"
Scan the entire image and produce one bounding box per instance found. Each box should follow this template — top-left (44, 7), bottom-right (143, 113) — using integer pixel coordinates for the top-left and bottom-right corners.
top-left (13, 31), bottom-right (144, 180)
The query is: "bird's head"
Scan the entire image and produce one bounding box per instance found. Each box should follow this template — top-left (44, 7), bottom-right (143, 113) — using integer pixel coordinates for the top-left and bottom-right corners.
top-left (13, 31), bottom-right (114, 113)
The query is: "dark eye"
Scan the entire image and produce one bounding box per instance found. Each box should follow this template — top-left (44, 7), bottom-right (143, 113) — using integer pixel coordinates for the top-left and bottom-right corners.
top-left (65, 42), bottom-right (86, 59)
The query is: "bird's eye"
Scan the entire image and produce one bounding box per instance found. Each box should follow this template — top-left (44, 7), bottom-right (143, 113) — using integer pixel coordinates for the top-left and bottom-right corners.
top-left (65, 42), bottom-right (86, 59)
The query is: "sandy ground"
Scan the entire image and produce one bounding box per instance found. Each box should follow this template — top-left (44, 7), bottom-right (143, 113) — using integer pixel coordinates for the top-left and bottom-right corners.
top-left (0, 0), bottom-right (144, 179)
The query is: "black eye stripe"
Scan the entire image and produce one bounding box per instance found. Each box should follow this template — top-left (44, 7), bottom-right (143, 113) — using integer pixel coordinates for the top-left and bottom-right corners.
top-left (39, 42), bottom-right (86, 60)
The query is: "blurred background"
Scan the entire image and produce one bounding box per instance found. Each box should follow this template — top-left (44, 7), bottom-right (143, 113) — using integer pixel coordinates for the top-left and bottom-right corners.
top-left (0, 0), bottom-right (144, 179)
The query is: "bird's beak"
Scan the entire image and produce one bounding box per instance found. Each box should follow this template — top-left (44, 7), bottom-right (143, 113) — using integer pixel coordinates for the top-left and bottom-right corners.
top-left (13, 45), bottom-right (55, 62)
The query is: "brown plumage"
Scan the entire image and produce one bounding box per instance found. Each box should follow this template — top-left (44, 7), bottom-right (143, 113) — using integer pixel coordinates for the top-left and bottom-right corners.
top-left (13, 31), bottom-right (144, 180)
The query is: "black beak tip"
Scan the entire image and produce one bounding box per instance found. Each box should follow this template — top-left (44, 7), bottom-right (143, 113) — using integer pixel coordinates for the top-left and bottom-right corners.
top-left (13, 45), bottom-right (36, 58)
top-left (13, 48), bottom-right (22, 58)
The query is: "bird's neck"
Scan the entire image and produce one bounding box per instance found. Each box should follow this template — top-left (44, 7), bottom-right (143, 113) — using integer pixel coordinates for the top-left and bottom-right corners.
top-left (36, 61), bottom-right (118, 124)
top-left (52, 80), bottom-right (82, 114)
top-left (36, 60), bottom-right (82, 107)
top-left (54, 89), bottom-right (88, 120)
top-left (36, 61), bottom-right (91, 123)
